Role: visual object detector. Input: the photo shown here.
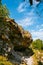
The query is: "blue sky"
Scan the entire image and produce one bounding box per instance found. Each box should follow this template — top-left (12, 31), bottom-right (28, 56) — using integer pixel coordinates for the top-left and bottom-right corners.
top-left (2, 0), bottom-right (43, 40)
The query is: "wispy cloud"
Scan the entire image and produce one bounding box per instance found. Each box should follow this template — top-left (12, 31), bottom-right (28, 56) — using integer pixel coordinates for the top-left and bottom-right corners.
top-left (17, 0), bottom-right (43, 40)
top-left (17, 7), bottom-right (36, 27)
top-left (16, 17), bottom-right (33, 27)
top-left (17, 0), bottom-right (40, 13)
top-left (31, 28), bottom-right (43, 40)
top-left (17, 2), bottom-right (26, 13)
top-left (17, 0), bottom-right (29, 13)
top-left (36, 24), bottom-right (43, 29)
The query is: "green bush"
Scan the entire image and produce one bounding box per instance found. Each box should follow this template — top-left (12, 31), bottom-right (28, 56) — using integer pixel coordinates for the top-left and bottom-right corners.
top-left (32, 39), bottom-right (43, 50)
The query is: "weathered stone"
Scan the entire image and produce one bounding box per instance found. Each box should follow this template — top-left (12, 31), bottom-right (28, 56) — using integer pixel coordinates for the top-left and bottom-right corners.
top-left (0, 17), bottom-right (33, 64)
top-left (0, 17), bottom-right (32, 48)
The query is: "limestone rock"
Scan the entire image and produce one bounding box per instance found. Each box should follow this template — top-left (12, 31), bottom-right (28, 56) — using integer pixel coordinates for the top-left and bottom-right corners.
top-left (0, 17), bottom-right (32, 49)
top-left (0, 17), bottom-right (33, 65)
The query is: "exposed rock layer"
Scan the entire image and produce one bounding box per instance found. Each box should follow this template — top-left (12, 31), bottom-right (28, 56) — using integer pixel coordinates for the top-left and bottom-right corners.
top-left (0, 17), bottom-right (32, 48)
top-left (0, 17), bottom-right (33, 65)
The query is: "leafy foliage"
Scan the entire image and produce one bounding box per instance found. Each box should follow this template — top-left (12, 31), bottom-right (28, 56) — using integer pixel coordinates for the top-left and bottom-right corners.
top-left (31, 39), bottom-right (43, 50)
top-left (29, 39), bottom-right (43, 65)
top-left (0, 0), bottom-right (9, 17)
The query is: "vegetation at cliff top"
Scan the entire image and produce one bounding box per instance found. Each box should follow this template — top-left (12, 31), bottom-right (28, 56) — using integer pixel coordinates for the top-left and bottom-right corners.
top-left (0, 0), bottom-right (9, 17)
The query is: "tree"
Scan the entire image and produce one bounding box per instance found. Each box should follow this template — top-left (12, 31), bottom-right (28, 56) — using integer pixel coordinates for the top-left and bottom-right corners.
top-left (31, 39), bottom-right (43, 50)
top-left (0, 0), bottom-right (9, 17)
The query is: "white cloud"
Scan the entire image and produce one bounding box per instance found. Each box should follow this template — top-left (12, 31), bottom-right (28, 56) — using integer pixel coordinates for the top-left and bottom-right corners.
top-left (33, 0), bottom-right (40, 6)
top-left (27, 8), bottom-right (35, 16)
top-left (31, 28), bottom-right (43, 40)
top-left (17, 1), bottom-right (43, 40)
top-left (16, 17), bottom-right (33, 27)
top-left (36, 24), bottom-right (43, 29)
top-left (17, 0), bottom-right (40, 13)
top-left (41, 24), bottom-right (43, 27)
top-left (17, 2), bottom-right (25, 13)
top-left (17, 7), bottom-right (36, 27)
top-left (16, 17), bottom-right (43, 40)
top-left (17, 0), bottom-right (30, 13)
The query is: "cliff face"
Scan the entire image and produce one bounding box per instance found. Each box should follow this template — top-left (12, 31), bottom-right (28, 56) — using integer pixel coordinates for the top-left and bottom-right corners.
top-left (0, 17), bottom-right (32, 47)
top-left (0, 17), bottom-right (33, 64)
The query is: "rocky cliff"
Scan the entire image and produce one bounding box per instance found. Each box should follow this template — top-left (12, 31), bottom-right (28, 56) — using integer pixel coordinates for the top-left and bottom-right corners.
top-left (0, 17), bottom-right (33, 65)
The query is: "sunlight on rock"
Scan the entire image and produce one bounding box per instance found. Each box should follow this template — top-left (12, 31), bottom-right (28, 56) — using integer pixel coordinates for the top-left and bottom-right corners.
top-left (21, 55), bottom-right (38, 65)
top-left (24, 57), bottom-right (33, 65)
